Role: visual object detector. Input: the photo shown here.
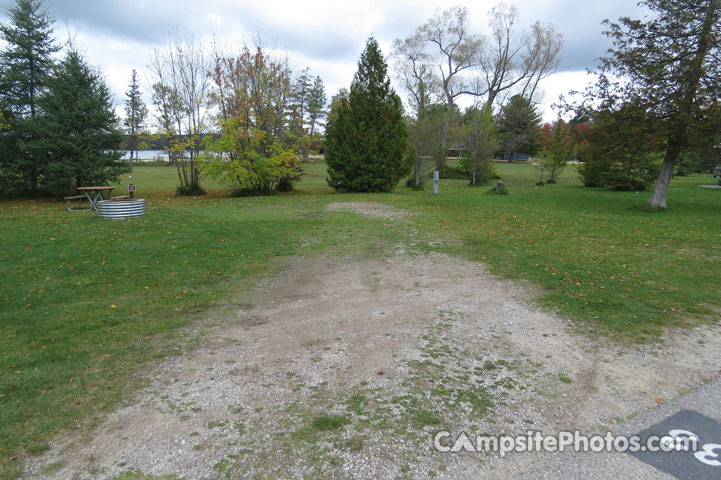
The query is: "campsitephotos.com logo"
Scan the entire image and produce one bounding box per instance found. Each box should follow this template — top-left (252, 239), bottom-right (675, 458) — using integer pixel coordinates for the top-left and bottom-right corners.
top-left (433, 430), bottom-right (700, 457)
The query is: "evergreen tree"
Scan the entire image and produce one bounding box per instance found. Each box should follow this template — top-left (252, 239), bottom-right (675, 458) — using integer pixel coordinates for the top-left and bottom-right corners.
top-left (123, 69), bottom-right (148, 165)
top-left (291, 67), bottom-right (311, 134)
top-left (35, 50), bottom-right (128, 195)
top-left (577, 105), bottom-right (663, 190)
top-left (0, 0), bottom-right (59, 195)
top-left (289, 67), bottom-right (318, 161)
top-left (326, 88), bottom-right (348, 130)
top-left (497, 95), bottom-right (542, 162)
top-left (307, 75), bottom-right (326, 139)
top-left (593, 0), bottom-right (721, 207)
top-left (325, 37), bottom-right (408, 192)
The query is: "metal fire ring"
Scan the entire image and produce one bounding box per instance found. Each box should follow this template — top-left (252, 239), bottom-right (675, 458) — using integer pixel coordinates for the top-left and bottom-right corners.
top-left (97, 198), bottom-right (146, 219)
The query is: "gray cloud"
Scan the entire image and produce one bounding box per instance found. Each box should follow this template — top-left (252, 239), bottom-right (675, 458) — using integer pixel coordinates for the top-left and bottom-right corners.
top-left (46, 0), bottom-right (202, 44)
top-left (229, 9), bottom-right (361, 62)
top-left (515, 0), bottom-right (647, 71)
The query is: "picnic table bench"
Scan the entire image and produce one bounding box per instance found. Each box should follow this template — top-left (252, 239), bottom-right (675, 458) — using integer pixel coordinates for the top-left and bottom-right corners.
top-left (65, 186), bottom-right (115, 211)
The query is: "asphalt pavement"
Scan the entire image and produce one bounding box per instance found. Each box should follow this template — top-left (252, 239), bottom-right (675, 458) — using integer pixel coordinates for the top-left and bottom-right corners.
top-left (518, 375), bottom-right (721, 479)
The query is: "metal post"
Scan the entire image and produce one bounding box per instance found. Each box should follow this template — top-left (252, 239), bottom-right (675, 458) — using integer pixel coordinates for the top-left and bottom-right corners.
top-left (433, 170), bottom-right (439, 195)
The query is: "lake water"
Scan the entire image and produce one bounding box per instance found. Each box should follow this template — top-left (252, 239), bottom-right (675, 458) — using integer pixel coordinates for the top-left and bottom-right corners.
top-left (120, 150), bottom-right (169, 162)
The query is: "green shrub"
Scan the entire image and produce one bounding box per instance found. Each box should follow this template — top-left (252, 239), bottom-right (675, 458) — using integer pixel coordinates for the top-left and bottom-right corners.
top-left (578, 147), bottom-right (661, 191)
top-left (577, 159), bottom-right (604, 187)
top-left (458, 155), bottom-right (498, 185)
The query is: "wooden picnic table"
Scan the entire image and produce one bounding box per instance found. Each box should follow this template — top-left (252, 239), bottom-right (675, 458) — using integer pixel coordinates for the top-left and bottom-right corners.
top-left (65, 186), bottom-right (115, 211)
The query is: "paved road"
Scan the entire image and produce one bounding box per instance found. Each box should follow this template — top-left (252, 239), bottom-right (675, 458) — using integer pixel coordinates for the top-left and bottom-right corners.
top-left (519, 375), bottom-right (721, 479)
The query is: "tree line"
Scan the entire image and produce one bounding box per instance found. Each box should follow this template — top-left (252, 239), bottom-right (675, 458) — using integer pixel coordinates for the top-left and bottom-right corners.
top-left (0, 0), bottom-right (329, 197)
top-left (2, 0), bottom-right (719, 207)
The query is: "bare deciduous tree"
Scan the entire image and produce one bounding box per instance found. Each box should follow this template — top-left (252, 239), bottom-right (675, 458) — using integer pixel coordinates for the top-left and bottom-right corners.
top-left (150, 33), bottom-right (210, 195)
top-left (392, 33), bottom-right (441, 185)
top-left (395, 4), bottom-right (562, 171)
top-left (477, 4), bottom-right (562, 110)
top-left (463, 105), bottom-right (499, 185)
top-left (416, 5), bottom-right (482, 169)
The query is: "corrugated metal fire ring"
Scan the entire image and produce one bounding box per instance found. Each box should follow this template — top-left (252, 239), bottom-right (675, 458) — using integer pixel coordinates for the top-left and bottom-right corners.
top-left (97, 198), bottom-right (146, 219)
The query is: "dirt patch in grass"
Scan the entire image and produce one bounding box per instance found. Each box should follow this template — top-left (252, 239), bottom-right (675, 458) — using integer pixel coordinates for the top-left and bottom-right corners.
top-left (21, 251), bottom-right (721, 479)
top-left (326, 201), bottom-right (412, 218)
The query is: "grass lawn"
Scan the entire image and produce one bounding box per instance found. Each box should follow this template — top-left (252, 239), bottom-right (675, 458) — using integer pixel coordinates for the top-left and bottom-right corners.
top-left (402, 164), bottom-right (720, 336)
top-left (1, 160), bottom-right (719, 476)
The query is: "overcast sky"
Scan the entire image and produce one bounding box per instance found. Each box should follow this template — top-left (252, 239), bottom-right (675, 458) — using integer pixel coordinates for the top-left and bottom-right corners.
top-left (1, 0), bottom-right (646, 123)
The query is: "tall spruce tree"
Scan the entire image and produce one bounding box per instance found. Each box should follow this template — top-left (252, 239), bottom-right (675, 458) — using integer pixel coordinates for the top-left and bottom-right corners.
top-left (497, 95), bottom-right (542, 162)
top-left (307, 75), bottom-right (326, 139)
top-left (0, 0), bottom-right (59, 195)
top-left (123, 69), bottom-right (148, 165)
top-left (325, 37), bottom-right (408, 192)
top-left (292, 67), bottom-right (311, 134)
top-left (36, 50), bottom-right (127, 195)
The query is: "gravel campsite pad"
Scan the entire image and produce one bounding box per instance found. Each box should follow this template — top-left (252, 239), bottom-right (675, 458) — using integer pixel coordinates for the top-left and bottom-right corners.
top-left (22, 203), bottom-right (721, 479)
top-left (325, 201), bottom-right (412, 218)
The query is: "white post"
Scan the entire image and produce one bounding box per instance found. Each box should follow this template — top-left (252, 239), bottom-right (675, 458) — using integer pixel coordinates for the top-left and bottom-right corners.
top-left (433, 170), bottom-right (439, 195)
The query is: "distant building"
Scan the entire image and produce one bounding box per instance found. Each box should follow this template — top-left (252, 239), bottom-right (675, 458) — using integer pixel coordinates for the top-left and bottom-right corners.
top-left (497, 153), bottom-right (530, 161)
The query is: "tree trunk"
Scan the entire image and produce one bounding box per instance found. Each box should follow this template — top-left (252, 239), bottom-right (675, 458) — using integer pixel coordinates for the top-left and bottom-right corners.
top-left (414, 154), bottom-right (422, 186)
top-left (648, 0), bottom-right (719, 208)
top-left (648, 142), bottom-right (681, 208)
top-left (438, 112), bottom-right (449, 171)
top-left (175, 156), bottom-right (183, 187)
top-left (30, 167), bottom-right (38, 195)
